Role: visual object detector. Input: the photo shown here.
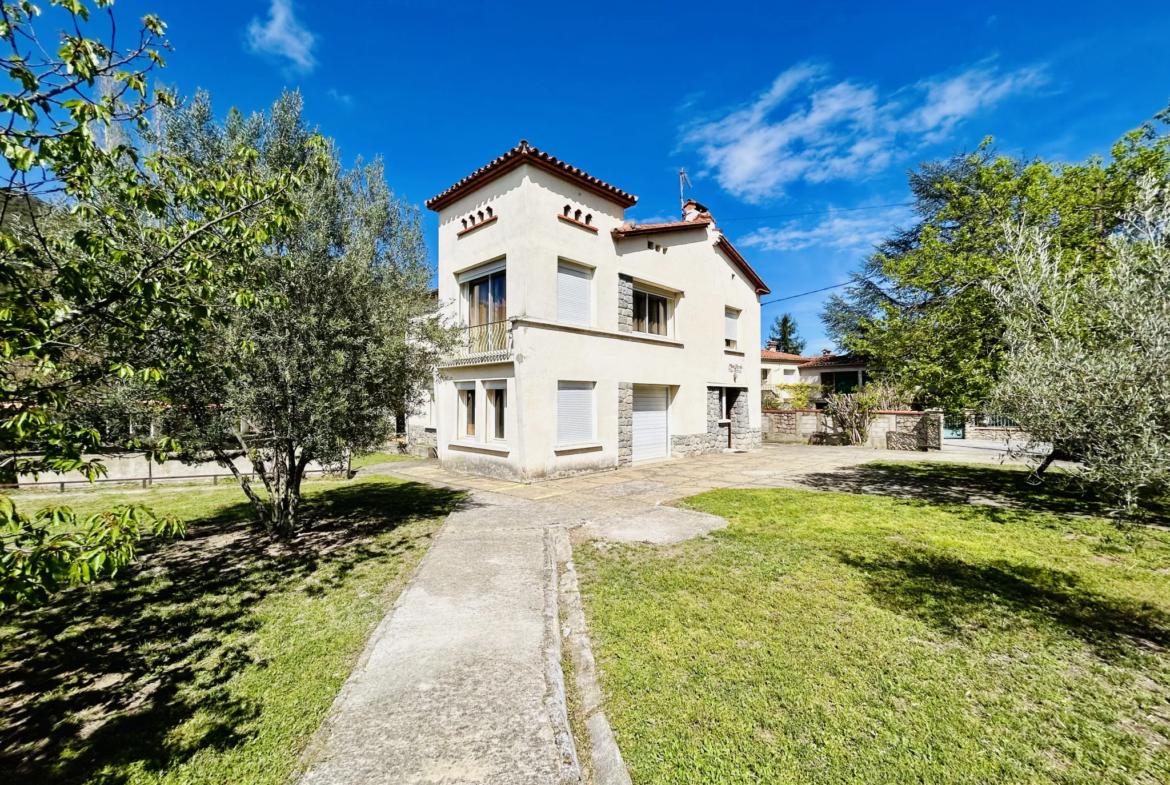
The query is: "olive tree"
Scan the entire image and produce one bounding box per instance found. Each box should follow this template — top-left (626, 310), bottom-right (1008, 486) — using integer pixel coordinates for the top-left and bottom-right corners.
top-left (156, 93), bottom-right (454, 535)
top-left (989, 177), bottom-right (1170, 513)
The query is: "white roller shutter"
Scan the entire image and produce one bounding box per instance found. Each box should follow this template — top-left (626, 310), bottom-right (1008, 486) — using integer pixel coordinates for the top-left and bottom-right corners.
top-left (557, 264), bottom-right (591, 325)
top-left (724, 308), bottom-right (739, 345)
top-left (557, 382), bottom-right (594, 445)
top-left (632, 385), bottom-right (669, 461)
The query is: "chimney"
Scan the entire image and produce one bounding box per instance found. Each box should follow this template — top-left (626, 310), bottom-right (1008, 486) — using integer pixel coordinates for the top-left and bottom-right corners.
top-left (683, 199), bottom-right (711, 223)
top-left (822, 348), bottom-right (832, 356)
top-left (765, 339), bottom-right (779, 351)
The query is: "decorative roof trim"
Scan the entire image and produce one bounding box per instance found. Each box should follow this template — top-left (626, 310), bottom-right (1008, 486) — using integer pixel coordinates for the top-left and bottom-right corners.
top-left (714, 237), bottom-right (771, 295)
top-left (426, 140), bottom-right (638, 212)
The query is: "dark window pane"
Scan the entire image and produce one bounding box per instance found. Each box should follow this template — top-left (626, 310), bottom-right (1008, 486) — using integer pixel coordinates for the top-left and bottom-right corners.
top-left (493, 389), bottom-right (506, 440)
top-left (490, 272), bottom-right (506, 323)
top-left (465, 389), bottom-right (476, 437)
top-left (633, 292), bottom-right (647, 332)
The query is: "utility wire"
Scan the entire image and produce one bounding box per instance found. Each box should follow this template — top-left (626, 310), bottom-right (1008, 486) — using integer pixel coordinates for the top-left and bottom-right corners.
top-left (718, 202), bottom-right (913, 223)
top-left (761, 278), bottom-right (869, 307)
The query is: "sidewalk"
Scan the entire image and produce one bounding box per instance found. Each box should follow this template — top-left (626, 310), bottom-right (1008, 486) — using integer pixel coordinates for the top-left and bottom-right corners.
top-left (298, 490), bottom-right (583, 785)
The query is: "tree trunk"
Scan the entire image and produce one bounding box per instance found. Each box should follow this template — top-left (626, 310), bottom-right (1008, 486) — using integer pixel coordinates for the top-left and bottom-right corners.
top-left (213, 446), bottom-right (271, 524)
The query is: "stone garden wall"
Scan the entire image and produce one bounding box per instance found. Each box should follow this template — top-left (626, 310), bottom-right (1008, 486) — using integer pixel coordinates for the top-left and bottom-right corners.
top-left (762, 409), bottom-right (942, 451)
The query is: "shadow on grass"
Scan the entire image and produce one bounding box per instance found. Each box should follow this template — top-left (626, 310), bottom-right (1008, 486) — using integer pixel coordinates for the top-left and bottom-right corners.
top-left (839, 544), bottom-right (1170, 664)
top-left (0, 479), bottom-right (463, 784)
top-left (800, 461), bottom-right (1169, 523)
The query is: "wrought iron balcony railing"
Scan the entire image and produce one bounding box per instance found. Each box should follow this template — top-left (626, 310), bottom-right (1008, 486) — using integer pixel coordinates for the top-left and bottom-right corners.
top-left (440, 320), bottom-right (511, 366)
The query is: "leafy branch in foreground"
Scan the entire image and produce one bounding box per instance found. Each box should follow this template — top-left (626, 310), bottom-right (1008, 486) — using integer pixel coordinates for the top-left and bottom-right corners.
top-left (0, 2), bottom-right (322, 606)
top-left (0, 495), bottom-right (184, 610)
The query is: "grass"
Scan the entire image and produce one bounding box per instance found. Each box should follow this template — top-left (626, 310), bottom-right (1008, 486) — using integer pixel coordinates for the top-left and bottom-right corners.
top-left (576, 469), bottom-right (1170, 784)
top-left (0, 476), bottom-right (461, 785)
top-left (350, 450), bottom-right (415, 469)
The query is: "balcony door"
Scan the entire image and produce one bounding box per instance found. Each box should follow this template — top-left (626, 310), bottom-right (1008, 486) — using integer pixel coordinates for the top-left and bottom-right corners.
top-left (466, 270), bottom-right (506, 352)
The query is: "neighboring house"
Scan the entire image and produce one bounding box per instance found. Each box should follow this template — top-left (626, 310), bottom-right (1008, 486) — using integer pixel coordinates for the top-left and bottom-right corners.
top-left (425, 140), bottom-right (769, 481)
top-left (798, 350), bottom-right (869, 397)
top-left (760, 345), bottom-right (811, 403)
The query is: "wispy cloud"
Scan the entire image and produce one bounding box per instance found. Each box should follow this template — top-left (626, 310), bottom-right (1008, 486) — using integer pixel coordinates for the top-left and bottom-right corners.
top-left (246, 0), bottom-right (316, 73)
top-left (737, 205), bottom-right (914, 253)
top-left (683, 61), bottom-right (1045, 202)
top-left (327, 88), bottom-right (353, 107)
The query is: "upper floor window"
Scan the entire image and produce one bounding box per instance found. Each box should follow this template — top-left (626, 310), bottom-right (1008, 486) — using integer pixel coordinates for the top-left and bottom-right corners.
top-left (724, 307), bottom-right (739, 349)
top-left (461, 264), bottom-right (506, 354)
top-left (633, 289), bottom-right (670, 337)
top-left (465, 269), bottom-right (506, 327)
top-left (557, 262), bottom-right (592, 326)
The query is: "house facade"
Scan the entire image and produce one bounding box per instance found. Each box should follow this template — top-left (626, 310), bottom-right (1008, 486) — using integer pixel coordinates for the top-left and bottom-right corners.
top-left (798, 351), bottom-right (869, 396)
top-left (425, 141), bottom-right (769, 482)
top-left (760, 347), bottom-right (811, 403)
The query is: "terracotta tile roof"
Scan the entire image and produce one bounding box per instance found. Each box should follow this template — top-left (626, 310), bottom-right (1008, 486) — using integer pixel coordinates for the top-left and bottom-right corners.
top-left (714, 236), bottom-right (771, 295)
top-left (425, 140), bottom-right (637, 211)
top-left (761, 349), bottom-right (810, 362)
top-left (610, 215), bottom-right (714, 237)
top-left (800, 352), bottom-right (867, 369)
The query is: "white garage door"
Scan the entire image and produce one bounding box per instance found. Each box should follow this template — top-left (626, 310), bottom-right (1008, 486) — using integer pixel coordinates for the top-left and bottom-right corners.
top-left (632, 385), bottom-right (669, 462)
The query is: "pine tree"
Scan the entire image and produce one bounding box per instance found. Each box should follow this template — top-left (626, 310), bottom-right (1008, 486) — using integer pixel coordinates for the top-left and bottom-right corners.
top-left (769, 313), bottom-right (806, 354)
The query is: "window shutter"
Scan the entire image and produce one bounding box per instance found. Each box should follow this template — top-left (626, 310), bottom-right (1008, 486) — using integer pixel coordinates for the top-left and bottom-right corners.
top-left (557, 264), bottom-right (591, 325)
top-left (557, 382), bottom-right (594, 444)
top-left (724, 308), bottom-right (738, 342)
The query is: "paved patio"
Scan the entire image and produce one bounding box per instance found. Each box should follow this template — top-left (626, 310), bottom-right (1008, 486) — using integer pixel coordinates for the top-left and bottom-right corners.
top-left (371, 440), bottom-right (1025, 509)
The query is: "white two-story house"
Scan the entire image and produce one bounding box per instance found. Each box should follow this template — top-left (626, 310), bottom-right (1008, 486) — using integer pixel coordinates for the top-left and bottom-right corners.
top-left (425, 141), bottom-right (769, 482)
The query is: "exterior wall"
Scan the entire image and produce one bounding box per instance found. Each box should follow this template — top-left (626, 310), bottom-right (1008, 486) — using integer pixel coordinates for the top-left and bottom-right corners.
top-left (431, 161), bottom-right (764, 481)
top-left (762, 410), bottom-right (942, 451)
top-left (14, 452), bottom-right (326, 488)
top-left (762, 359), bottom-right (813, 406)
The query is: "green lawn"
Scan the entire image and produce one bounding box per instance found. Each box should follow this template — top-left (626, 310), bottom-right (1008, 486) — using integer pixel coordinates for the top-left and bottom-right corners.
top-left (0, 476), bottom-right (461, 785)
top-left (351, 450), bottom-right (415, 469)
top-left (576, 470), bottom-right (1170, 784)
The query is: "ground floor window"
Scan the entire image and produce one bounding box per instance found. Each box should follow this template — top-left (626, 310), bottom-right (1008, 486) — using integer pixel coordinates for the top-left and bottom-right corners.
top-left (486, 381), bottom-right (507, 442)
top-left (457, 385), bottom-right (476, 438)
top-left (557, 381), bottom-right (594, 445)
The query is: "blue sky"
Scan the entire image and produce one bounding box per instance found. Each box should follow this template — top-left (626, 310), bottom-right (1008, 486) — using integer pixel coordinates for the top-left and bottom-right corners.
top-left (114, 0), bottom-right (1170, 352)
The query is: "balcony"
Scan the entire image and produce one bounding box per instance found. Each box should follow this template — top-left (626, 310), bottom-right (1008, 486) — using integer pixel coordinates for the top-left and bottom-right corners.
top-left (440, 320), bottom-right (512, 367)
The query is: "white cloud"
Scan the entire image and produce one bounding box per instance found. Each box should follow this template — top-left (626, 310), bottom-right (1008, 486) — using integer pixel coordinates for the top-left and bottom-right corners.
top-left (683, 61), bottom-right (1045, 202)
top-left (327, 88), bottom-right (353, 106)
top-left (737, 205), bottom-right (913, 253)
top-left (246, 0), bottom-right (316, 73)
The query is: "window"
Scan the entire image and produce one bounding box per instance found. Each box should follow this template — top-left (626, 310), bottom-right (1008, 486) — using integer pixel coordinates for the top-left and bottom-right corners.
top-left (821, 371), bottom-right (859, 394)
top-left (633, 290), bottom-right (669, 336)
top-left (557, 382), bottom-right (594, 445)
top-left (557, 263), bottom-right (592, 325)
top-left (463, 266), bottom-right (506, 353)
top-left (485, 380), bottom-right (507, 442)
top-left (457, 385), bottom-right (476, 439)
top-left (724, 308), bottom-right (739, 349)
top-left (783, 368), bottom-right (796, 376)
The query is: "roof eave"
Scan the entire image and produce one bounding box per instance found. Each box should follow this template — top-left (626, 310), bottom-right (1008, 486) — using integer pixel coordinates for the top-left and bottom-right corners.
top-left (426, 147), bottom-right (638, 212)
top-left (715, 237), bottom-right (771, 295)
top-left (611, 222), bottom-right (709, 238)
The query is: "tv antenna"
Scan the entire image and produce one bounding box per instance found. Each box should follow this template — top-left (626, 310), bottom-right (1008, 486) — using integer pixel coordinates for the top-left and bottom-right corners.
top-left (679, 168), bottom-right (693, 219)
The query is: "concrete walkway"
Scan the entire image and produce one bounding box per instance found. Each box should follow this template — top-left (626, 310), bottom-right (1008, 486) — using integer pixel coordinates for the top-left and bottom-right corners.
top-left (300, 443), bottom-right (1026, 784)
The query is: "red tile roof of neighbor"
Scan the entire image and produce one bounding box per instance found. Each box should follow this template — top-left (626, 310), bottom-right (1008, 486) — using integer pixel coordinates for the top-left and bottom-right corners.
top-left (800, 352), bottom-right (866, 368)
top-left (425, 140), bottom-right (638, 211)
top-left (761, 350), bottom-right (810, 362)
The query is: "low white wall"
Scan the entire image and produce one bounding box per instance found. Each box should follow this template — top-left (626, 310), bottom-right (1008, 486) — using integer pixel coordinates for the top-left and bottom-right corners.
top-left (12, 452), bottom-right (327, 488)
